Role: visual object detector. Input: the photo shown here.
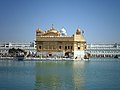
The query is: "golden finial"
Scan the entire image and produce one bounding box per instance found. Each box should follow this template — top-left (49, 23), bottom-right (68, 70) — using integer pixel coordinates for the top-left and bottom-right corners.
top-left (52, 24), bottom-right (55, 30)
top-left (77, 25), bottom-right (81, 30)
top-left (38, 27), bottom-right (40, 30)
top-left (37, 27), bottom-right (42, 32)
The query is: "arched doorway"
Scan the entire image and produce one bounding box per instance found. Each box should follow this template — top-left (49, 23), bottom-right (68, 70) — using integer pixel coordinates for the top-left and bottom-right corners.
top-left (49, 54), bottom-right (52, 57)
top-left (65, 52), bottom-right (70, 58)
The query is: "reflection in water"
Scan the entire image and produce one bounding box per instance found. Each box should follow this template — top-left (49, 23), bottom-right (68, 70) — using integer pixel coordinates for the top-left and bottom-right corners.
top-left (34, 61), bottom-right (86, 90)
top-left (1, 60), bottom-right (120, 90)
top-left (72, 61), bottom-right (85, 90)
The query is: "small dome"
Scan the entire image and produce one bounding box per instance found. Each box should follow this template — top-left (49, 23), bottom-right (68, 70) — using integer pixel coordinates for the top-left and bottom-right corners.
top-left (76, 27), bottom-right (81, 35)
top-left (36, 28), bottom-right (42, 33)
top-left (77, 28), bottom-right (81, 32)
top-left (60, 27), bottom-right (67, 36)
top-left (60, 28), bottom-right (66, 33)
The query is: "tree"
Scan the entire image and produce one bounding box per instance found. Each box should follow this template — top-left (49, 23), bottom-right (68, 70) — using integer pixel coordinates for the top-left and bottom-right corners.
top-left (8, 48), bottom-right (16, 56)
top-left (8, 48), bottom-right (25, 57)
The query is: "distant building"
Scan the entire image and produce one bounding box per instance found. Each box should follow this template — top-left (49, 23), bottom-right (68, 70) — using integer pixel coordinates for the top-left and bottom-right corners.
top-left (0, 42), bottom-right (36, 56)
top-left (36, 25), bottom-right (86, 60)
top-left (87, 43), bottom-right (120, 57)
top-left (0, 41), bottom-right (120, 58)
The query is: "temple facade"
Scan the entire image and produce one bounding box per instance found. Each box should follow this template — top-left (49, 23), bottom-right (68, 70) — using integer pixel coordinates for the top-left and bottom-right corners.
top-left (36, 25), bottom-right (86, 60)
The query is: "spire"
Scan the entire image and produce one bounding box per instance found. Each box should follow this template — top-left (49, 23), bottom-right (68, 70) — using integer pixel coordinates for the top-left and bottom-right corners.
top-left (38, 27), bottom-right (40, 30)
top-left (78, 25), bottom-right (80, 29)
top-left (77, 26), bottom-right (81, 31)
top-left (52, 24), bottom-right (55, 30)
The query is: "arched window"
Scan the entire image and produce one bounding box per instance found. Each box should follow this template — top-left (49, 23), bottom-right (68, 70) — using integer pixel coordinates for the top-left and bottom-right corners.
top-left (78, 47), bottom-right (80, 50)
top-left (59, 46), bottom-right (61, 49)
top-left (39, 46), bottom-right (41, 49)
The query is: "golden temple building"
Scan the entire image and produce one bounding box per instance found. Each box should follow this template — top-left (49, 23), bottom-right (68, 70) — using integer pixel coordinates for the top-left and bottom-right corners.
top-left (36, 25), bottom-right (86, 60)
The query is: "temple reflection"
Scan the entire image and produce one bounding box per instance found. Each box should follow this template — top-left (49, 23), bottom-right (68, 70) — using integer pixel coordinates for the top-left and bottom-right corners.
top-left (72, 61), bottom-right (85, 90)
top-left (34, 61), bottom-right (85, 90)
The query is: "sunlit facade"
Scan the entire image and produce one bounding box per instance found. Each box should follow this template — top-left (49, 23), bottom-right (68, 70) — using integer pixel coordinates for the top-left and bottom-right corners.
top-left (36, 25), bottom-right (86, 60)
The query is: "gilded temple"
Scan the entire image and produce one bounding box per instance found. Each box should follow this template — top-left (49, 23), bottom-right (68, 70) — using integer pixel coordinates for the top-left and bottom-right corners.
top-left (36, 25), bottom-right (86, 60)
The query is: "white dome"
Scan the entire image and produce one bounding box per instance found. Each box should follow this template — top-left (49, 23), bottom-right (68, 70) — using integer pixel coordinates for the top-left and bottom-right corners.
top-left (60, 28), bottom-right (66, 33)
top-left (60, 27), bottom-right (67, 36)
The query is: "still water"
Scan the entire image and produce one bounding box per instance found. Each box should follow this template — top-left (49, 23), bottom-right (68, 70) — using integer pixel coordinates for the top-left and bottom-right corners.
top-left (0, 59), bottom-right (120, 90)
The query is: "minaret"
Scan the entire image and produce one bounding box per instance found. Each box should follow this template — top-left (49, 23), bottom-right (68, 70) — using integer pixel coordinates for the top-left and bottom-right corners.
top-left (36, 27), bottom-right (42, 36)
top-left (74, 26), bottom-right (86, 60)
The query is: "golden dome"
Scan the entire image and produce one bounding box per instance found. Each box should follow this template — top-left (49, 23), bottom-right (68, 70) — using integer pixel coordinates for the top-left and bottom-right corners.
top-left (49, 24), bottom-right (58, 33)
top-left (36, 27), bottom-right (42, 33)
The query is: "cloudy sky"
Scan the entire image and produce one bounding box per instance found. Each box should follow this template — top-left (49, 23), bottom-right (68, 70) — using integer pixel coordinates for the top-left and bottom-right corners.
top-left (0, 0), bottom-right (120, 43)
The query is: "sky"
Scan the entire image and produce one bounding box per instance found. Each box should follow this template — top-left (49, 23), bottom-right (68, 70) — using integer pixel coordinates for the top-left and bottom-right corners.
top-left (0, 0), bottom-right (120, 43)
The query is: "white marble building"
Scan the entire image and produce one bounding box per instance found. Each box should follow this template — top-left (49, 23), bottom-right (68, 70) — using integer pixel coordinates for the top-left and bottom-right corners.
top-left (0, 42), bottom-right (36, 56)
top-left (86, 43), bottom-right (120, 57)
